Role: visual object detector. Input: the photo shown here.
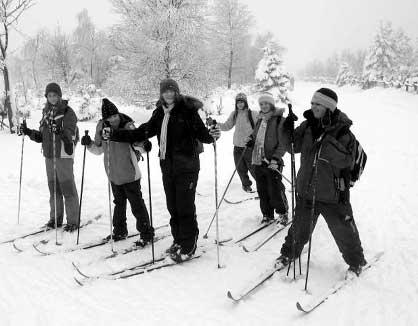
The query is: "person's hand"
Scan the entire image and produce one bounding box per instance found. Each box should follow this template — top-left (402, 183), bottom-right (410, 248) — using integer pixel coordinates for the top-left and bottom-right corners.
top-left (206, 117), bottom-right (217, 127)
top-left (19, 120), bottom-right (31, 136)
top-left (268, 159), bottom-right (280, 170)
top-left (81, 134), bottom-right (92, 146)
top-left (102, 126), bottom-right (112, 140)
top-left (143, 139), bottom-right (152, 152)
top-left (209, 125), bottom-right (221, 140)
top-left (64, 142), bottom-right (74, 155)
top-left (283, 111), bottom-right (298, 131)
top-left (245, 136), bottom-right (255, 148)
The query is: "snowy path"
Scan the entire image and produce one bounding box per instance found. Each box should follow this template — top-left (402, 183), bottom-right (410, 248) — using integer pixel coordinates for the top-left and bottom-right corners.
top-left (0, 82), bottom-right (417, 325)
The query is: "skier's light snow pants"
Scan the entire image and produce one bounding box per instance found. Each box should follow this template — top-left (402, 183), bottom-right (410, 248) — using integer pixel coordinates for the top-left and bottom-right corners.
top-left (45, 158), bottom-right (79, 225)
top-left (280, 198), bottom-right (365, 268)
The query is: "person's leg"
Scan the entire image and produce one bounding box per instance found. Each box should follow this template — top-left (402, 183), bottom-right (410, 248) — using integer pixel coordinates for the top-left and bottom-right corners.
top-left (162, 173), bottom-right (179, 244)
top-left (110, 182), bottom-right (128, 236)
top-left (234, 146), bottom-right (252, 189)
top-left (267, 168), bottom-right (288, 217)
top-left (125, 179), bottom-right (154, 241)
top-left (320, 202), bottom-right (366, 269)
top-left (45, 158), bottom-right (64, 226)
top-left (174, 172), bottom-right (199, 255)
top-left (280, 199), bottom-right (320, 259)
top-left (56, 158), bottom-right (79, 225)
top-left (254, 165), bottom-right (274, 220)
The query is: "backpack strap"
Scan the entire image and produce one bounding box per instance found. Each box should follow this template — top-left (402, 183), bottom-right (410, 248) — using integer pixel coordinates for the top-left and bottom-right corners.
top-left (248, 109), bottom-right (255, 129)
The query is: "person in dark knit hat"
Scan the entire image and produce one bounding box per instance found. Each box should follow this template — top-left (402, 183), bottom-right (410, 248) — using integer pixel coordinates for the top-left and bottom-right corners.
top-left (19, 82), bottom-right (80, 232)
top-left (212, 92), bottom-right (258, 193)
top-left (276, 87), bottom-right (367, 278)
top-left (107, 78), bottom-right (220, 262)
top-left (80, 98), bottom-right (154, 245)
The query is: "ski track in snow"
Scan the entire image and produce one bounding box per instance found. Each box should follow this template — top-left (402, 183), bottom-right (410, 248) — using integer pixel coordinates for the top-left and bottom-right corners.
top-left (0, 82), bottom-right (417, 325)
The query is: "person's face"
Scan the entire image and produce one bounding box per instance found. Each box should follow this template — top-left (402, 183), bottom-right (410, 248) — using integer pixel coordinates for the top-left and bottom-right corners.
top-left (47, 93), bottom-right (60, 106)
top-left (106, 114), bottom-right (120, 128)
top-left (311, 102), bottom-right (327, 119)
top-left (162, 90), bottom-right (176, 105)
top-left (259, 101), bottom-right (272, 113)
top-left (236, 101), bottom-right (246, 110)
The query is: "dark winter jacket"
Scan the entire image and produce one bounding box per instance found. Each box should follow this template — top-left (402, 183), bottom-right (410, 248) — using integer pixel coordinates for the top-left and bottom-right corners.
top-left (110, 95), bottom-right (214, 175)
top-left (88, 113), bottom-right (143, 185)
top-left (250, 108), bottom-right (288, 164)
top-left (293, 109), bottom-right (355, 203)
top-left (29, 100), bottom-right (78, 159)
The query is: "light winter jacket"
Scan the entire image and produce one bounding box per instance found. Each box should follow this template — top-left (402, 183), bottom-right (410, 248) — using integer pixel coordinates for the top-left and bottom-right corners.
top-left (218, 109), bottom-right (258, 147)
top-left (88, 113), bottom-right (144, 185)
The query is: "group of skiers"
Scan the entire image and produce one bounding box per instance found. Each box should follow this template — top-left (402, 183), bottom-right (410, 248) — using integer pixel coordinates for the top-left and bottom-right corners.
top-left (18, 78), bottom-right (366, 275)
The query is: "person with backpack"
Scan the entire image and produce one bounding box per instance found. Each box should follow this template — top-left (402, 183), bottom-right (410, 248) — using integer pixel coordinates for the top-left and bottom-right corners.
top-left (276, 88), bottom-right (367, 277)
top-left (106, 79), bottom-right (220, 262)
top-left (19, 83), bottom-right (80, 232)
top-left (80, 98), bottom-right (154, 245)
top-left (246, 93), bottom-right (289, 225)
top-left (213, 92), bottom-right (258, 193)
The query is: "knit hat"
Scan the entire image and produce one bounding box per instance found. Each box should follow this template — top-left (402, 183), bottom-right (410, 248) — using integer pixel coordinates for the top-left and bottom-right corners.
top-left (102, 98), bottom-right (119, 119)
top-left (258, 93), bottom-right (275, 106)
top-left (235, 92), bottom-right (248, 103)
top-left (311, 88), bottom-right (338, 112)
top-left (44, 83), bottom-right (62, 98)
top-left (160, 78), bottom-right (180, 95)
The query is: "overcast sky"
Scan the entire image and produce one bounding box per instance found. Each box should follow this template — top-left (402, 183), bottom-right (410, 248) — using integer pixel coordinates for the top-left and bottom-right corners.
top-left (11, 0), bottom-right (418, 72)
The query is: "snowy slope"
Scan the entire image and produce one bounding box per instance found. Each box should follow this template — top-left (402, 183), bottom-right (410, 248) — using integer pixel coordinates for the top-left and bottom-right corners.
top-left (0, 82), bottom-right (417, 326)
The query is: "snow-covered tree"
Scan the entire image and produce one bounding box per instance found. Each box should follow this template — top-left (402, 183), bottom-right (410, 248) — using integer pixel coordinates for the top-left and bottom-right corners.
top-left (362, 21), bottom-right (399, 87)
top-left (335, 62), bottom-right (354, 86)
top-left (208, 0), bottom-right (254, 89)
top-left (255, 45), bottom-right (290, 105)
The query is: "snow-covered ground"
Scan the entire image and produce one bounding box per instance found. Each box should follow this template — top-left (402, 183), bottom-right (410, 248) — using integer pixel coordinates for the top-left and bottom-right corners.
top-left (0, 82), bottom-right (417, 326)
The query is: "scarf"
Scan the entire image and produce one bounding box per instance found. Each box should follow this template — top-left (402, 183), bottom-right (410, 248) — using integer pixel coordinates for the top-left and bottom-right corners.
top-left (159, 104), bottom-right (174, 160)
top-left (252, 110), bottom-right (274, 165)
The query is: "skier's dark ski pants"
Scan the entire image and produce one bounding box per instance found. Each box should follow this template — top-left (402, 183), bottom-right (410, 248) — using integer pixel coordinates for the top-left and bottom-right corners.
top-left (254, 164), bottom-right (288, 218)
top-left (111, 179), bottom-right (153, 240)
top-left (233, 146), bottom-right (255, 188)
top-left (281, 198), bottom-right (365, 268)
top-left (162, 172), bottom-right (199, 254)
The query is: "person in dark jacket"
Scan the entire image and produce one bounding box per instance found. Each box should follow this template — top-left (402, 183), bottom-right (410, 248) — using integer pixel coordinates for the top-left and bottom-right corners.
top-left (247, 93), bottom-right (289, 225)
top-left (81, 98), bottom-right (154, 245)
top-left (107, 79), bottom-right (220, 262)
top-left (277, 88), bottom-right (366, 277)
top-left (20, 83), bottom-right (80, 232)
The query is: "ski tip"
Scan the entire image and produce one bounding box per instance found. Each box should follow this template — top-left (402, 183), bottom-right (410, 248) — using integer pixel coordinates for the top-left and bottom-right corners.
top-left (296, 302), bottom-right (308, 313)
top-left (227, 291), bottom-right (239, 302)
top-left (12, 241), bottom-right (24, 253)
top-left (242, 246), bottom-right (250, 253)
top-left (74, 277), bottom-right (85, 287)
top-left (32, 243), bottom-right (48, 256)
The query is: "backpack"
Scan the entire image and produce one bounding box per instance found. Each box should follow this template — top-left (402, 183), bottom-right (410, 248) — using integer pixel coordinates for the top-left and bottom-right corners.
top-left (337, 129), bottom-right (367, 187)
top-left (348, 135), bottom-right (367, 186)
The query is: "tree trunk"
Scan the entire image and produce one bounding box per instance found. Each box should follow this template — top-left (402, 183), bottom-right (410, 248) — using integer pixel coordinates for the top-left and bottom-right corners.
top-left (227, 48), bottom-right (233, 89)
top-left (3, 66), bottom-right (15, 133)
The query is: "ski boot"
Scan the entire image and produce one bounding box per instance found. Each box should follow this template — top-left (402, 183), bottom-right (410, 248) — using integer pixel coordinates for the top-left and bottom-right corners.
top-left (170, 245), bottom-right (196, 263)
top-left (45, 220), bottom-right (62, 229)
top-left (276, 213), bottom-right (288, 226)
top-left (242, 185), bottom-right (253, 193)
top-left (275, 255), bottom-right (290, 269)
top-left (261, 216), bottom-right (274, 224)
top-left (105, 232), bottom-right (128, 242)
top-left (165, 242), bottom-right (181, 254)
top-left (63, 224), bottom-right (78, 232)
top-left (346, 259), bottom-right (368, 279)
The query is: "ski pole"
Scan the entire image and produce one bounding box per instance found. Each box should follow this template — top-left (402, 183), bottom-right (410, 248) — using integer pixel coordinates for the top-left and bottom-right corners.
top-left (203, 146), bottom-right (248, 238)
top-left (262, 158), bottom-right (292, 185)
top-left (104, 122), bottom-right (114, 252)
top-left (17, 119), bottom-right (25, 224)
top-left (76, 130), bottom-right (89, 245)
top-left (145, 132), bottom-right (155, 264)
top-left (304, 146), bottom-right (321, 292)
top-left (52, 130), bottom-right (59, 245)
top-left (285, 103), bottom-right (301, 278)
top-left (213, 139), bottom-right (222, 268)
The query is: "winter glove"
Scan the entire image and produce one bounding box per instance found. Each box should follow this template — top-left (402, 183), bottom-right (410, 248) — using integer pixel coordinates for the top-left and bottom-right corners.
top-left (81, 134), bottom-right (92, 146)
top-left (209, 125), bottom-right (221, 140)
top-left (19, 120), bottom-right (31, 136)
top-left (63, 141), bottom-right (74, 155)
top-left (268, 159), bottom-right (280, 171)
top-left (206, 117), bottom-right (217, 127)
top-left (143, 139), bottom-right (152, 152)
top-left (245, 136), bottom-right (255, 148)
top-left (283, 111), bottom-right (298, 131)
top-left (101, 126), bottom-right (112, 140)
